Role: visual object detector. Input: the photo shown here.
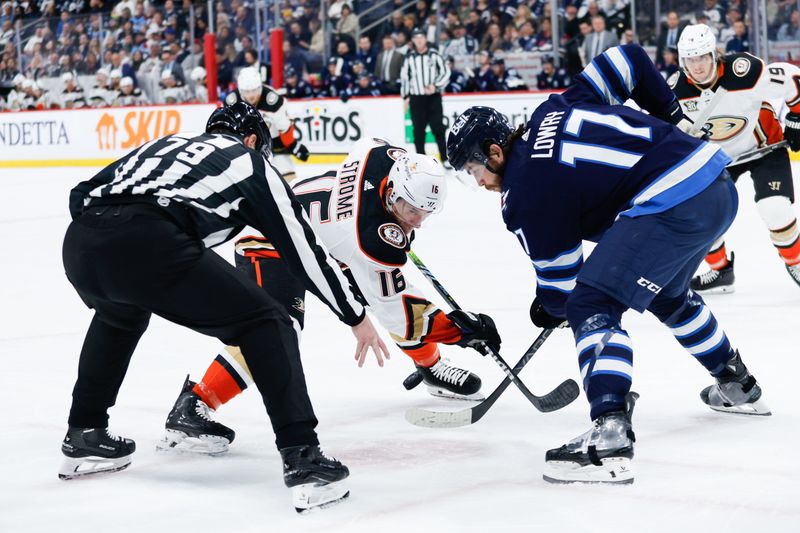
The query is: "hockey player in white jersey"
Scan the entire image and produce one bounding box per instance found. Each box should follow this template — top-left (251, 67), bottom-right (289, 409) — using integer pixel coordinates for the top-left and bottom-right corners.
top-left (158, 138), bottom-right (499, 455)
top-left (226, 67), bottom-right (310, 182)
top-left (670, 24), bottom-right (800, 292)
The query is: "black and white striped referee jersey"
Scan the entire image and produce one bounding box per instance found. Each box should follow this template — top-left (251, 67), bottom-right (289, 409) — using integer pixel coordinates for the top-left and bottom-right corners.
top-left (68, 132), bottom-right (365, 326)
top-left (400, 47), bottom-right (451, 98)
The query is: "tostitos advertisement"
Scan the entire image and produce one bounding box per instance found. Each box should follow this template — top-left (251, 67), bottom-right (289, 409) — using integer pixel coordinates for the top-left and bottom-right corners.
top-left (0, 93), bottom-right (558, 168)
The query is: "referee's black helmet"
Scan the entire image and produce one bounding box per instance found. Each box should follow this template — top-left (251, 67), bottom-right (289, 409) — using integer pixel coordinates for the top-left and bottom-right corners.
top-left (206, 101), bottom-right (272, 157)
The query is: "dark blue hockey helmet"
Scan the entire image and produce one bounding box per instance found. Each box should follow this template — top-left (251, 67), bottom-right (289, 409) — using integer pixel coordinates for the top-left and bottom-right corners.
top-left (206, 100), bottom-right (272, 158)
top-left (446, 106), bottom-right (513, 172)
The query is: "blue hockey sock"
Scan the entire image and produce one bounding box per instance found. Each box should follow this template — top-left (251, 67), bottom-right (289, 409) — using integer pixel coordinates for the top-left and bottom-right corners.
top-left (577, 327), bottom-right (634, 420)
top-left (667, 303), bottom-right (733, 376)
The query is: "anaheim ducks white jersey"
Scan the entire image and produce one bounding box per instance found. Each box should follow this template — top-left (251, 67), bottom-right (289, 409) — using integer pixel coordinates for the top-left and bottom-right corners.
top-left (287, 138), bottom-right (461, 354)
top-left (668, 52), bottom-right (800, 158)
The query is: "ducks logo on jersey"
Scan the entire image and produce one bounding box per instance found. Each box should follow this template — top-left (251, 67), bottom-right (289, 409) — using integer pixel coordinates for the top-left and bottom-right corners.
top-left (706, 116), bottom-right (749, 140)
top-left (379, 223), bottom-right (407, 249)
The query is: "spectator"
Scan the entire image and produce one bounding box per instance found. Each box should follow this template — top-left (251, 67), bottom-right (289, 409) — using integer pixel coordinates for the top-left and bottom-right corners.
top-left (160, 48), bottom-right (186, 86)
top-left (445, 22), bottom-right (480, 56)
top-left (5, 73), bottom-right (27, 110)
top-left (656, 11), bottom-right (683, 67)
top-left (536, 58), bottom-right (570, 90)
top-left (309, 18), bottom-right (325, 56)
top-left (777, 10), bottom-right (799, 41)
top-left (356, 35), bottom-right (376, 73)
top-left (375, 34), bottom-right (404, 94)
top-left (726, 20), bottom-right (750, 53)
top-left (190, 66), bottom-right (208, 103)
top-left (465, 8), bottom-right (485, 40)
top-left (350, 72), bottom-right (381, 97)
top-left (233, 36), bottom-right (255, 67)
top-left (473, 50), bottom-right (496, 91)
top-left (115, 76), bottom-right (150, 106)
top-left (319, 56), bottom-right (352, 97)
top-left (181, 39), bottom-right (204, 76)
top-left (334, 39), bottom-right (355, 74)
top-left (703, 0), bottom-right (726, 31)
top-left (445, 55), bottom-right (473, 93)
top-left (517, 21), bottom-right (536, 51)
top-left (284, 67), bottom-right (314, 98)
top-left (60, 71), bottom-right (86, 108)
top-left (659, 46), bottom-right (679, 79)
top-left (581, 15), bottom-right (618, 65)
top-left (328, 0), bottom-right (349, 25)
top-left (159, 69), bottom-right (188, 103)
top-left (534, 18), bottom-right (554, 51)
top-left (480, 23), bottom-right (507, 53)
top-left (215, 46), bottom-right (234, 88)
top-left (488, 57), bottom-right (528, 91)
top-left (382, 10), bottom-right (406, 42)
top-left (563, 5), bottom-right (581, 41)
top-left (620, 28), bottom-right (635, 44)
top-left (394, 31), bottom-right (410, 55)
top-left (109, 69), bottom-right (123, 92)
top-left (336, 3), bottom-right (359, 48)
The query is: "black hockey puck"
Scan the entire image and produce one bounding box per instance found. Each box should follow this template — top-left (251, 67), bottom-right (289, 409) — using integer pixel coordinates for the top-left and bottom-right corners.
top-left (403, 371), bottom-right (424, 390)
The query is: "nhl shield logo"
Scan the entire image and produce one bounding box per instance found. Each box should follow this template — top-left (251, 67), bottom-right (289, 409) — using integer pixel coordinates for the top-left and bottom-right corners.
top-left (732, 57), bottom-right (751, 77)
top-left (378, 223), bottom-right (407, 249)
top-left (386, 148), bottom-right (407, 161)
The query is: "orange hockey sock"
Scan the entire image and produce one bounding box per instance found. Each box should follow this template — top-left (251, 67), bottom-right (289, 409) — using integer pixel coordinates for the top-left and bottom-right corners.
top-left (771, 220), bottom-right (800, 266)
top-left (402, 344), bottom-right (441, 368)
top-left (193, 354), bottom-right (250, 410)
top-left (706, 244), bottom-right (730, 270)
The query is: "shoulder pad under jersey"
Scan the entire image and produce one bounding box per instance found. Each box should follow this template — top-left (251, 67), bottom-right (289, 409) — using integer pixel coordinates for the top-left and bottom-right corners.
top-left (719, 53), bottom-right (764, 91)
top-left (355, 145), bottom-right (410, 267)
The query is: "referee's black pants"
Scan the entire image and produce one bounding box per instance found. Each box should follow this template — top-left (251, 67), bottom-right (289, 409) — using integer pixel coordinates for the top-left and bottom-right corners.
top-left (409, 93), bottom-right (448, 162)
top-left (62, 203), bottom-right (319, 449)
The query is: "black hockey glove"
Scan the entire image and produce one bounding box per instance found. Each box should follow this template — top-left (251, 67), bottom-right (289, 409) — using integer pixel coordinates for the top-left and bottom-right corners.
top-left (784, 112), bottom-right (800, 152)
top-left (287, 140), bottom-right (310, 161)
top-left (530, 298), bottom-right (568, 329)
top-left (447, 310), bottom-right (501, 355)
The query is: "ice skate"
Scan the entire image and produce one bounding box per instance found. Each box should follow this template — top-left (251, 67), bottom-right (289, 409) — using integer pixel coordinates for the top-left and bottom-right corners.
top-left (156, 375), bottom-right (235, 455)
top-left (543, 393), bottom-right (639, 485)
top-left (690, 253), bottom-right (735, 294)
top-left (786, 263), bottom-right (800, 288)
top-left (280, 445), bottom-right (350, 514)
top-left (59, 427), bottom-right (136, 480)
top-left (414, 357), bottom-right (483, 400)
top-left (701, 351), bottom-right (771, 415)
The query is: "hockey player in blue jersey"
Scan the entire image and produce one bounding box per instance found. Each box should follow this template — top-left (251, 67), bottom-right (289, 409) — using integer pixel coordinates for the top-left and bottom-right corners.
top-left (447, 44), bottom-right (771, 485)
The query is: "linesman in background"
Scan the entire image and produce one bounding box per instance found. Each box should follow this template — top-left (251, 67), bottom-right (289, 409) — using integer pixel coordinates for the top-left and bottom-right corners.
top-left (58, 101), bottom-right (388, 513)
top-left (401, 28), bottom-right (451, 166)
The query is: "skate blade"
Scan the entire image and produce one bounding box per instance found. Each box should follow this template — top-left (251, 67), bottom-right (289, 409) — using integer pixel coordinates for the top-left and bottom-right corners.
top-left (426, 385), bottom-right (484, 401)
top-left (292, 480), bottom-right (350, 514)
top-left (542, 457), bottom-right (634, 485)
top-left (694, 285), bottom-right (735, 295)
top-left (708, 397), bottom-right (772, 416)
top-left (155, 429), bottom-right (230, 455)
top-left (58, 455), bottom-right (132, 480)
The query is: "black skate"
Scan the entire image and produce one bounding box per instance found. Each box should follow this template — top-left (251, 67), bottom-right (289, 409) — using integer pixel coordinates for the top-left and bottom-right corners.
top-left (409, 357), bottom-right (483, 400)
top-left (690, 253), bottom-right (735, 294)
top-left (280, 445), bottom-right (350, 513)
top-left (156, 375), bottom-right (235, 455)
top-left (700, 351), bottom-right (771, 415)
top-left (543, 392), bottom-right (639, 485)
top-left (786, 263), bottom-right (800, 288)
top-left (59, 427), bottom-right (136, 480)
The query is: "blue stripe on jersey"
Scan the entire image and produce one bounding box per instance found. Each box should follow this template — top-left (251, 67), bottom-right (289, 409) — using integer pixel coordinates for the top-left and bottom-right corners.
top-left (531, 243), bottom-right (583, 271)
top-left (533, 244), bottom-right (583, 294)
top-left (621, 144), bottom-right (730, 218)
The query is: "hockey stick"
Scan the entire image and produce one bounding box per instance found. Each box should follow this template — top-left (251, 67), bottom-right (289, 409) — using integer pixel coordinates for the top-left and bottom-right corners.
top-left (407, 250), bottom-right (580, 414)
top-left (405, 327), bottom-right (576, 428)
top-left (728, 140), bottom-right (788, 167)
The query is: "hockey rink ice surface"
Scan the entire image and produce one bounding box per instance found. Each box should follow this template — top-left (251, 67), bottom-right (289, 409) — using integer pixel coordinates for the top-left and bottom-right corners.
top-left (2, 163), bottom-right (799, 533)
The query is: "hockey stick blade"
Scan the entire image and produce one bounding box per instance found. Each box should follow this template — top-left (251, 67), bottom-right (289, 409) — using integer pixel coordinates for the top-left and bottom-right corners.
top-left (405, 329), bottom-right (581, 428)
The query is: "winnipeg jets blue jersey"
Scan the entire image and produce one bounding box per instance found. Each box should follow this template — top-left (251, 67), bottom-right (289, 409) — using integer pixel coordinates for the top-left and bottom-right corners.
top-left (502, 44), bottom-right (731, 317)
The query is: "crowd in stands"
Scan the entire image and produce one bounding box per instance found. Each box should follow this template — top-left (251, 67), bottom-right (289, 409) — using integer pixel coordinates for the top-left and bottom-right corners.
top-left (0, 0), bottom-right (798, 110)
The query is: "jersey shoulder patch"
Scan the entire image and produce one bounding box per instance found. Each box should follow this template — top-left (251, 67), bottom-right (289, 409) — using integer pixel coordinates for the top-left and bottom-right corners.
top-left (378, 223), bottom-right (407, 249)
top-left (667, 71), bottom-right (680, 89)
top-left (720, 54), bottom-right (763, 91)
top-left (224, 91), bottom-right (240, 106)
top-left (670, 72), bottom-right (700, 99)
top-left (260, 87), bottom-right (284, 112)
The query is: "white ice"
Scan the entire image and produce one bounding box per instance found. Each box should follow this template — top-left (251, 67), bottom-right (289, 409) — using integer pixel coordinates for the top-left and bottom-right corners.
top-left (1, 163), bottom-right (799, 533)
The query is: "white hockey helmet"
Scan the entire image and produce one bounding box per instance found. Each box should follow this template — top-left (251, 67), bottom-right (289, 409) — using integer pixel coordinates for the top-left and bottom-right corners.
top-left (237, 67), bottom-right (262, 92)
top-left (677, 24), bottom-right (718, 76)
top-left (387, 153), bottom-right (447, 214)
top-left (190, 66), bottom-right (206, 82)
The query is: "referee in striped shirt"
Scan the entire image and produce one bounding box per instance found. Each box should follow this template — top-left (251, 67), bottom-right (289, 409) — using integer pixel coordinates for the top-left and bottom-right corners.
top-left (401, 28), bottom-right (451, 165)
